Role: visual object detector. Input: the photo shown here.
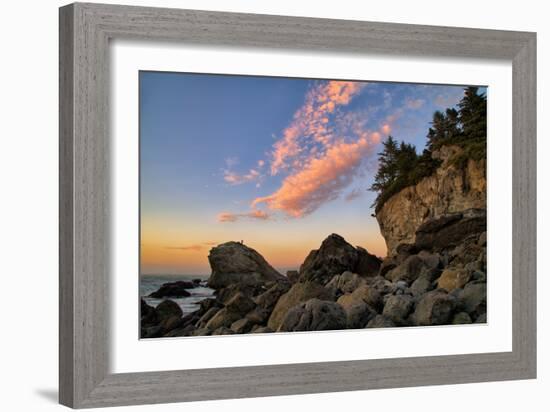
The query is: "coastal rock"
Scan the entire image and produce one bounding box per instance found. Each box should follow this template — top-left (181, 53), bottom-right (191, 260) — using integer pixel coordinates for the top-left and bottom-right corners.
top-left (205, 308), bottom-right (241, 330)
top-left (140, 299), bottom-right (158, 327)
top-left (458, 282), bottom-right (487, 317)
top-left (196, 307), bottom-right (220, 329)
top-left (325, 271), bottom-right (365, 295)
top-left (382, 295), bottom-right (414, 325)
top-left (412, 290), bottom-right (455, 326)
top-left (437, 268), bottom-right (471, 292)
top-left (299, 234), bottom-right (359, 285)
top-left (415, 210), bottom-right (486, 252)
top-left (225, 292), bottom-right (256, 315)
top-left (254, 282), bottom-right (291, 312)
top-left (267, 281), bottom-right (334, 331)
top-left (193, 328), bottom-right (212, 336)
top-left (278, 299), bottom-right (347, 332)
top-left (355, 247), bottom-right (382, 277)
top-left (252, 326), bottom-right (273, 334)
top-left (366, 314), bottom-right (396, 328)
top-left (375, 146), bottom-right (486, 255)
top-left (339, 299), bottom-right (376, 329)
top-left (286, 270), bottom-right (299, 284)
top-left (212, 326), bottom-right (235, 335)
top-left (231, 318), bottom-right (253, 334)
top-left (410, 276), bottom-right (433, 297)
top-left (155, 300), bottom-right (183, 321)
top-left (207, 241), bottom-right (286, 289)
top-left (148, 281), bottom-right (193, 298)
top-left (385, 255), bottom-right (429, 283)
top-left (452, 312), bottom-right (472, 324)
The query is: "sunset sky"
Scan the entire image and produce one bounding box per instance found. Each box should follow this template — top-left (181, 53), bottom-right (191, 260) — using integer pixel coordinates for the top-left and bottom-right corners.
top-left (140, 71), bottom-right (482, 275)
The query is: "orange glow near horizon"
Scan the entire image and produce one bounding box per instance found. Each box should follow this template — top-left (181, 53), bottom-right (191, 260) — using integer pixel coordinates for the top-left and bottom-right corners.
top-left (140, 214), bottom-right (388, 275)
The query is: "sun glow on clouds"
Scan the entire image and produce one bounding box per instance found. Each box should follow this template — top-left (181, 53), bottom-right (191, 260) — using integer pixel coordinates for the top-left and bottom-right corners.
top-left (252, 136), bottom-right (373, 217)
top-left (217, 80), bottom-right (396, 221)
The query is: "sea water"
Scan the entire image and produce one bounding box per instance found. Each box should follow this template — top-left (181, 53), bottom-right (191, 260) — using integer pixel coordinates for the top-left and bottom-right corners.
top-left (140, 274), bottom-right (215, 316)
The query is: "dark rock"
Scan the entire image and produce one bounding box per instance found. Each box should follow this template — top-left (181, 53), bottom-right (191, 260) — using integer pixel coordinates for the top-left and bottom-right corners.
top-left (458, 282), bottom-right (487, 317)
top-left (278, 299), bottom-right (347, 332)
top-left (225, 292), bottom-right (256, 315)
top-left (155, 300), bottom-right (183, 321)
top-left (140, 299), bottom-right (158, 327)
top-left (452, 312), bottom-right (472, 324)
top-left (475, 313), bottom-right (487, 323)
top-left (378, 257), bottom-right (398, 277)
top-left (415, 210), bottom-right (486, 252)
top-left (159, 315), bottom-right (182, 332)
top-left (477, 232), bottom-right (487, 246)
top-left (205, 308), bottom-right (241, 330)
top-left (286, 270), bottom-right (299, 284)
top-left (355, 247), bottom-right (382, 277)
top-left (148, 281), bottom-right (193, 298)
top-left (196, 307), bottom-right (220, 328)
top-left (382, 295), bottom-right (414, 325)
top-left (245, 307), bottom-right (271, 325)
top-left (410, 276), bottom-right (433, 297)
top-left (344, 301), bottom-right (376, 329)
top-left (252, 326), bottom-right (273, 334)
top-left (141, 325), bottom-right (163, 338)
top-left (385, 255), bottom-right (426, 283)
top-left (230, 318), bottom-right (252, 334)
top-left (198, 298), bottom-right (222, 314)
top-left (192, 327), bottom-right (212, 336)
top-left (215, 283), bottom-right (263, 305)
top-left (207, 241), bottom-right (286, 289)
top-left (254, 282), bottom-right (291, 312)
top-left (163, 324), bottom-right (195, 337)
top-left (412, 290), bottom-right (455, 326)
top-left (366, 314), bottom-right (396, 328)
top-left (325, 271), bottom-right (365, 295)
top-left (299, 234), bottom-right (360, 285)
top-left (338, 284), bottom-right (383, 313)
top-left (267, 281), bottom-right (334, 331)
top-left (212, 326), bottom-right (235, 335)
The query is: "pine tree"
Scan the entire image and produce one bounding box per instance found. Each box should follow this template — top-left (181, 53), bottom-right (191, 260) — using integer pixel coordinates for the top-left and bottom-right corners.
top-left (458, 86), bottom-right (487, 140)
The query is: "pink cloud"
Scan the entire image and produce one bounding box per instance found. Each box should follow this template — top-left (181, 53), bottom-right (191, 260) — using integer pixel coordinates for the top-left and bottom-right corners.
top-left (270, 80), bottom-right (365, 175)
top-left (217, 209), bottom-right (270, 223)
top-left (223, 168), bottom-right (261, 185)
top-left (252, 136), bottom-right (373, 217)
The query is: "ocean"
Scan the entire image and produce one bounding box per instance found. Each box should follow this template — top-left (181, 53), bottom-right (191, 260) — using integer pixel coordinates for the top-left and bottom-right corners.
top-left (140, 274), bottom-right (215, 316)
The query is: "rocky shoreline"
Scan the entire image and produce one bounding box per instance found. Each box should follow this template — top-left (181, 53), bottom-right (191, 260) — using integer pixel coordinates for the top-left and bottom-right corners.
top-left (141, 214), bottom-right (486, 338)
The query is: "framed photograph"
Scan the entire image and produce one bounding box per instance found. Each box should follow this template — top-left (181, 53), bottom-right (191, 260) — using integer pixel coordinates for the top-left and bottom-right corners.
top-left (59, 2), bottom-right (536, 408)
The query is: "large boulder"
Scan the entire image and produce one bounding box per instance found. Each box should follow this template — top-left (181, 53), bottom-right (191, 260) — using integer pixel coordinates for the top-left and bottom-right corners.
top-left (382, 295), bottom-right (414, 325)
top-left (366, 314), bottom-right (396, 328)
top-left (385, 254), bottom-right (438, 283)
top-left (299, 234), bottom-right (359, 285)
top-left (411, 290), bottom-right (456, 326)
top-left (155, 299), bottom-right (183, 321)
top-left (278, 299), bottom-right (347, 332)
top-left (207, 241), bottom-right (286, 289)
top-left (457, 282), bottom-right (487, 318)
top-left (336, 295), bottom-right (376, 329)
top-left (267, 281), bottom-right (334, 331)
top-left (148, 281), bottom-right (193, 298)
top-left (205, 308), bottom-right (241, 330)
top-left (437, 268), bottom-right (471, 292)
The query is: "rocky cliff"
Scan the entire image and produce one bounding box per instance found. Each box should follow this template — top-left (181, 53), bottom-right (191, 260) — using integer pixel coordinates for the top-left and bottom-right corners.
top-left (376, 145), bottom-right (486, 256)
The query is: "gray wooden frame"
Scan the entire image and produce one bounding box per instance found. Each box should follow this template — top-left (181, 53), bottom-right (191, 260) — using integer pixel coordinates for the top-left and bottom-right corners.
top-left (59, 2), bottom-right (536, 408)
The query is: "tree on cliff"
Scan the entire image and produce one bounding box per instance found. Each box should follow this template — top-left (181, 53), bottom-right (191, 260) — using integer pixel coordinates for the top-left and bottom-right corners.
top-left (370, 87), bottom-right (487, 212)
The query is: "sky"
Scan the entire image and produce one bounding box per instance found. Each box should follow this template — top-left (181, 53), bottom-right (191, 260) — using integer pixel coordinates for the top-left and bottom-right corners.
top-left (139, 71), bottom-right (483, 275)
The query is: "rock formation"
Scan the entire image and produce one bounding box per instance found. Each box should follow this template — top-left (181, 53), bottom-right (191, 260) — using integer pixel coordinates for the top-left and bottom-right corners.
top-left (207, 241), bottom-right (287, 289)
top-left (376, 146), bottom-right (486, 255)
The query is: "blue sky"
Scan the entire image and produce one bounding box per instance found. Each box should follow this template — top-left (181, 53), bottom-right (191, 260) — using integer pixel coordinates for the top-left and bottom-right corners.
top-left (139, 71), bottom-right (485, 274)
